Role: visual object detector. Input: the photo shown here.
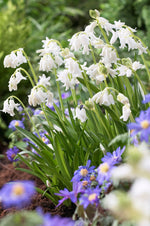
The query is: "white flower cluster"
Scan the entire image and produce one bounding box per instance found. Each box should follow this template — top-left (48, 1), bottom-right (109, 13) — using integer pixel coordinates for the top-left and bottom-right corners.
top-left (103, 143), bottom-right (150, 225)
top-left (4, 48), bottom-right (27, 68)
top-left (57, 58), bottom-right (83, 90)
top-left (2, 98), bottom-right (20, 116)
top-left (37, 37), bottom-right (63, 72)
top-left (8, 69), bottom-right (26, 91)
top-left (117, 93), bottom-right (131, 121)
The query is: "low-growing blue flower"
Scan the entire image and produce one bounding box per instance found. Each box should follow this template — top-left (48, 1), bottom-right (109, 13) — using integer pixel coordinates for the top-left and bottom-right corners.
top-left (55, 181), bottom-right (83, 207)
top-left (37, 207), bottom-right (75, 226)
top-left (0, 181), bottom-right (35, 209)
top-left (97, 161), bottom-right (113, 186)
top-left (128, 108), bottom-right (150, 142)
top-left (79, 187), bottom-right (100, 209)
top-left (142, 94), bottom-right (150, 104)
top-left (101, 146), bottom-right (125, 165)
top-left (6, 146), bottom-right (19, 162)
top-left (8, 120), bottom-right (25, 131)
top-left (71, 160), bottom-right (95, 182)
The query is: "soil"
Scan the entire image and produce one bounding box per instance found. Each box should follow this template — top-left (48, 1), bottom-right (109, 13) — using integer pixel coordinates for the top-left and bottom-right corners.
top-left (0, 143), bottom-right (75, 219)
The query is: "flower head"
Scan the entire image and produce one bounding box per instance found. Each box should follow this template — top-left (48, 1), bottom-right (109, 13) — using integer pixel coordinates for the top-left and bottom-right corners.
top-left (128, 108), bottom-right (150, 142)
top-left (79, 187), bottom-right (100, 209)
top-left (8, 120), bottom-right (25, 131)
top-left (6, 147), bottom-right (19, 162)
top-left (8, 70), bottom-right (26, 92)
top-left (2, 98), bottom-right (20, 116)
top-left (142, 94), bottom-right (150, 104)
top-left (4, 48), bottom-right (27, 68)
top-left (74, 106), bottom-right (87, 123)
top-left (0, 181), bottom-right (35, 209)
top-left (102, 146), bottom-right (125, 165)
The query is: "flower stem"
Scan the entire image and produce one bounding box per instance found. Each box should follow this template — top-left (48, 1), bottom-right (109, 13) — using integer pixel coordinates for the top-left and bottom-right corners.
top-left (19, 67), bottom-right (35, 87)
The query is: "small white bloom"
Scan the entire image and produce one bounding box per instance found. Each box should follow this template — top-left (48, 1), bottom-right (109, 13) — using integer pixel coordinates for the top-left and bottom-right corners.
top-left (74, 106), bottom-right (87, 123)
top-left (111, 164), bottom-right (134, 181)
top-left (65, 58), bottom-right (82, 77)
top-left (69, 32), bottom-right (90, 54)
top-left (2, 98), bottom-right (20, 116)
top-left (132, 61), bottom-right (143, 71)
top-left (117, 65), bottom-right (132, 77)
top-left (61, 48), bottom-right (74, 59)
top-left (46, 90), bottom-right (53, 105)
top-left (103, 192), bottom-right (119, 212)
top-left (41, 37), bottom-right (61, 56)
top-left (117, 93), bottom-right (129, 105)
top-left (8, 70), bottom-right (26, 91)
top-left (37, 74), bottom-right (51, 87)
top-left (92, 88), bottom-right (115, 106)
top-left (84, 21), bottom-right (97, 34)
top-left (28, 87), bottom-right (48, 106)
top-left (54, 55), bottom-right (63, 66)
top-left (57, 69), bottom-right (77, 90)
top-left (114, 20), bottom-right (125, 30)
top-left (100, 45), bottom-right (118, 68)
top-left (120, 103), bottom-right (131, 121)
top-left (85, 63), bottom-right (107, 84)
top-left (4, 49), bottom-right (27, 68)
top-left (97, 17), bottom-right (113, 35)
top-left (39, 54), bottom-right (56, 72)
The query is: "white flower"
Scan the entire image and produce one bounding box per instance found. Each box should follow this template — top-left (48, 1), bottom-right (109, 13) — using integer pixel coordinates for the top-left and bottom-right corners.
top-left (4, 49), bottom-right (27, 68)
top-left (8, 70), bottom-right (26, 91)
top-left (65, 58), bottom-right (82, 77)
top-left (37, 74), bottom-right (50, 87)
top-left (117, 65), bottom-right (132, 77)
top-left (129, 178), bottom-right (150, 218)
top-left (61, 48), bottom-right (74, 59)
top-left (46, 90), bottom-right (53, 105)
top-left (111, 164), bottom-right (134, 181)
top-left (100, 45), bottom-right (118, 68)
top-left (117, 93), bottom-right (129, 105)
top-left (85, 63), bottom-right (108, 84)
top-left (120, 103), bottom-right (131, 121)
top-left (57, 69), bottom-right (77, 90)
top-left (54, 55), bottom-right (63, 66)
top-left (74, 106), bottom-right (87, 123)
top-left (92, 88), bottom-right (115, 106)
top-left (69, 32), bottom-right (90, 54)
top-left (132, 61), bottom-right (143, 71)
top-left (114, 20), bottom-right (125, 30)
top-left (2, 98), bottom-right (20, 116)
top-left (103, 192), bottom-right (119, 212)
top-left (28, 87), bottom-right (49, 106)
top-left (97, 17), bottom-right (113, 35)
top-left (84, 21), bottom-right (97, 34)
top-left (39, 54), bottom-right (56, 72)
top-left (39, 37), bottom-right (61, 56)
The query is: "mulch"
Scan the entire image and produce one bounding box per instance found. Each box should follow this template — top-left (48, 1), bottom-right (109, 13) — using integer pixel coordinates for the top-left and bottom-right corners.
top-left (0, 143), bottom-right (75, 219)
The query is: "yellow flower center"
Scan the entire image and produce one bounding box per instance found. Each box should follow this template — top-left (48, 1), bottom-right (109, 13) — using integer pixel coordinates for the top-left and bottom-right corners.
top-left (15, 121), bottom-right (19, 126)
top-left (11, 153), bottom-right (16, 159)
top-left (99, 163), bottom-right (109, 173)
top-left (82, 181), bottom-right (88, 186)
top-left (42, 137), bottom-right (46, 142)
top-left (40, 111), bottom-right (44, 115)
top-left (90, 175), bottom-right (96, 181)
top-left (141, 120), bottom-right (149, 129)
top-left (12, 184), bottom-right (25, 196)
top-left (88, 193), bottom-right (97, 201)
top-left (80, 169), bottom-right (88, 177)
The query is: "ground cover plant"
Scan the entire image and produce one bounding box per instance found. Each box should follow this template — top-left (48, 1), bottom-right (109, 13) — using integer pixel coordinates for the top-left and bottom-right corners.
top-left (1, 9), bottom-right (150, 225)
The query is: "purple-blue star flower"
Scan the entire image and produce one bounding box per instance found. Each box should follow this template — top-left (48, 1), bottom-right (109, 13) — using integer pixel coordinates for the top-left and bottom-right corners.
top-left (55, 181), bottom-right (83, 207)
top-left (61, 92), bottom-right (71, 99)
top-left (6, 147), bottom-right (19, 162)
top-left (142, 94), bottom-right (150, 104)
top-left (37, 207), bottom-right (75, 226)
top-left (96, 160), bottom-right (114, 186)
top-left (128, 108), bottom-right (150, 142)
top-left (79, 187), bottom-right (100, 209)
top-left (8, 120), bottom-right (25, 131)
top-left (101, 146), bottom-right (125, 165)
top-left (71, 160), bottom-right (95, 182)
top-left (0, 181), bottom-right (35, 209)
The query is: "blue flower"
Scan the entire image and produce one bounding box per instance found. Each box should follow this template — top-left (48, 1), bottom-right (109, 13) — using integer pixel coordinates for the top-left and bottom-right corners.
top-left (101, 146), bottom-right (125, 165)
top-left (71, 160), bottom-right (95, 182)
top-left (128, 108), bottom-right (150, 142)
top-left (79, 187), bottom-right (100, 209)
top-left (8, 120), bottom-right (25, 131)
top-left (0, 181), bottom-right (35, 209)
top-left (6, 147), bottom-right (19, 162)
top-left (97, 161), bottom-right (113, 186)
top-left (37, 208), bottom-right (75, 226)
top-left (142, 94), bottom-right (150, 104)
top-left (55, 181), bottom-right (83, 207)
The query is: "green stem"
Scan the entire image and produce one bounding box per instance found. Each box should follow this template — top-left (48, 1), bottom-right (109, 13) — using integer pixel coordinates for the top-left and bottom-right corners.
top-left (8, 96), bottom-right (40, 137)
top-left (82, 71), bottom-right (93, 98)
top-left (71, 88), bottom-right (78, 106)
top-left (133, 71), bottom-right (147, 95)
top-left (22, 50), bottom-right (38, 84)
top-left (141, 54), bottom-right (150, 81)
top-left (54, 68), bottom-right (65, 119)
top-left (89, 43), bottom-right (96, 64)
top-left (96, 20), bottom-right (110, 44)
top-left (19, 67), bottom-right (35, 87)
